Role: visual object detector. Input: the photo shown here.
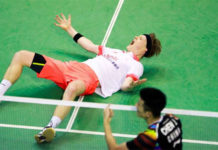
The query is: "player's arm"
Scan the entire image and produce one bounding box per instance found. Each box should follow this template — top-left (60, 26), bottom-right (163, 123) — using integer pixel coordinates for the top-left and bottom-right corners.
top-left (54, 13), bottom-right (99, 54)
top-left (104, 105), bottom-right (129, 150)
top-left (121, 77), bottom-right (147, 91)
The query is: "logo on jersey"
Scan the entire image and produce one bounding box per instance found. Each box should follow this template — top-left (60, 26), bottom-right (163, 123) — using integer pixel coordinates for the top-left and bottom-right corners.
top-left (161, 120), bottom-right (181, 144)
top-left (103, 53), bottom-right (119, 69)
top-left (158, 114), bottom-right (182, 149)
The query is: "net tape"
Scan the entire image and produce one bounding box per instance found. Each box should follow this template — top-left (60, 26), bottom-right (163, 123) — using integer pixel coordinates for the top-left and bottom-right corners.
top-left (1, 96), bottom-right (218, 118)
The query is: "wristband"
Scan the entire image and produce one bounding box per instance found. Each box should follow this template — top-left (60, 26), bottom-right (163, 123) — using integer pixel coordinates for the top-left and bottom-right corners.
top-left (73, 33), bottom-right (83, 43)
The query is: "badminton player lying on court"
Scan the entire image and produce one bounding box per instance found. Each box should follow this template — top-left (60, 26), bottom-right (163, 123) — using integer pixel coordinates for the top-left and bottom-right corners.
top-left (0, 13), bottom-right (161, 143)
top-left (104, 87), bottom-right (183, 150)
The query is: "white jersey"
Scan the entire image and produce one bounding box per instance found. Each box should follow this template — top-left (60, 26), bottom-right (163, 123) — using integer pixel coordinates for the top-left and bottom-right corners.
top-left (83, 46), bottom-right (144, 98)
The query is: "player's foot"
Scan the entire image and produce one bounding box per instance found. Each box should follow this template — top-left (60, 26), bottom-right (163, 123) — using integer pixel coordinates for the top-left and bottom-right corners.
top-left (34, 126), bottom-right (56, 143)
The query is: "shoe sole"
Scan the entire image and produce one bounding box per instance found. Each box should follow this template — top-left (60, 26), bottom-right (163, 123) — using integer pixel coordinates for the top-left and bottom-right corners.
top-left (34, 128), bottom-right (55, 143)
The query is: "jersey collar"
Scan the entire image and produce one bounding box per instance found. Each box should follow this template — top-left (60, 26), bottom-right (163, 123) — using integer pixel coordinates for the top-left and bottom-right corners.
top-left (133, 54), bottom-right (140, 61)
top-left (127, 52), bottom-right (139, 61)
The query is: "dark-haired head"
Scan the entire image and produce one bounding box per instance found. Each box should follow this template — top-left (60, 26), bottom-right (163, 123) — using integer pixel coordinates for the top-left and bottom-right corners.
top-left (140, 87), bottom-right (166, 118)
top-left (143, 33), bottom-right (162, 58)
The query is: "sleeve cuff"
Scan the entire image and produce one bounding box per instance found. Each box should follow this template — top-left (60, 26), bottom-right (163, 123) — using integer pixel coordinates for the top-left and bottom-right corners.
top-left (98, 45), bottom-right (103, 55)
top-left (126, 74), bottom-right (139, 81)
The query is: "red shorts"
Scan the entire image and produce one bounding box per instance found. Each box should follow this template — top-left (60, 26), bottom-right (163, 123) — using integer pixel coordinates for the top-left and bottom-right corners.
top-left (37, 55), bottom-right (99, 95)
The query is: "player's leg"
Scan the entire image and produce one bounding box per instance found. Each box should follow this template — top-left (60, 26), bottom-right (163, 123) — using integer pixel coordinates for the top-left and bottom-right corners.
top-left (35, 80), bottom-right (86, 143)
top-left (0, 50), bottom-right (34, 96)
top-left (53, 80), bottom-right (86, 120)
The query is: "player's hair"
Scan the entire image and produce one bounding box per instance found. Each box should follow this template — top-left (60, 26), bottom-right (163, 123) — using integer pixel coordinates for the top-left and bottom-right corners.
top-left (144, 33), bottom-right (162, 58)
top-left (140, 87), bottom-right (166, 117)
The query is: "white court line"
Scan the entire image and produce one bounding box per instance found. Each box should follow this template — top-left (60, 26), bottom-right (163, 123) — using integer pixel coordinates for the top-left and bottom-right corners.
top-left (182, 139), bottom-right (218, 145)
top-left (1, 96), bottom-right (218, 118)
top-left (162, 108), bottom-right (218, 118)
top-left (66, 0), bottom-right (125, 131)
top-left (101, 0), bottom-right (124, 46)
top-left (0, 123), bottom-right (217, 145)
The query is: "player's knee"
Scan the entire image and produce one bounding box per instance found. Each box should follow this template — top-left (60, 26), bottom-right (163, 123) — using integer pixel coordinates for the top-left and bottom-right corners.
top-left (67, 84), bottom-right (78, 94)
top-left (63, 86), bottom-right (78, 100)
top-left (64, 81), bottom-right (85, 98)
top-left (14, 50), bottom-right (29, 61)
top-left (13, 50), bottom-right (34, 66)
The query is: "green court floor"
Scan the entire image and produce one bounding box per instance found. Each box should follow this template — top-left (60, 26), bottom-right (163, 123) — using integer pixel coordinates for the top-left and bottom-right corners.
top-left (0, 0), bottom-right (218, 149)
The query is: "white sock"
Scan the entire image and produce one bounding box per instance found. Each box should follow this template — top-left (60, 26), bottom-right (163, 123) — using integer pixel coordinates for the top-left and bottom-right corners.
top-left (47, 116), bottom-right (62, 128)
top-left (0, 79), bottom-right (12, 96)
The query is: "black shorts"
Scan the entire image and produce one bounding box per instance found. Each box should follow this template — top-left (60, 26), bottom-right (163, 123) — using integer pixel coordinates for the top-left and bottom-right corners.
top-left (30, 53), bottom-right (46, 73)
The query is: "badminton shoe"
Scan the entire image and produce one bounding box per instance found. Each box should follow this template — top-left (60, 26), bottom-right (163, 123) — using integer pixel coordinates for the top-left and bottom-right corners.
top-left (34, 126), bottom-right (56, 143)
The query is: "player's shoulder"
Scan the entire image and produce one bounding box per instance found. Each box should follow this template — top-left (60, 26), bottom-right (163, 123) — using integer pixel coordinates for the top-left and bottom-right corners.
top-left (161, 114), bottom-right (182, 125)
top-left (158, 114), bottom-right (182, 134)
top-left (157, 114), bottom-right (183, 150)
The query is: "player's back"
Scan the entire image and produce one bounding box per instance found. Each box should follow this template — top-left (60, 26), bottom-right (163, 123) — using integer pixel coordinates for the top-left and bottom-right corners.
top-left (157, 114), bottom-right (183, 150)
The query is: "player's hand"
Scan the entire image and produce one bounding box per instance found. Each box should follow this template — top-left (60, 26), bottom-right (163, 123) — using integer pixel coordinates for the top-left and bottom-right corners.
top-left (54, 13), bottom-right (72, 31)
top-left (104, 104), bottom-right (114, 123)
top-left (131, 78), bottom-right (147, 87)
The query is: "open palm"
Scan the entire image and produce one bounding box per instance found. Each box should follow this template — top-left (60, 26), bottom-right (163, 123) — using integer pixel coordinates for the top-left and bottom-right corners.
top-left (55, 13), bottom-right (71, 31)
